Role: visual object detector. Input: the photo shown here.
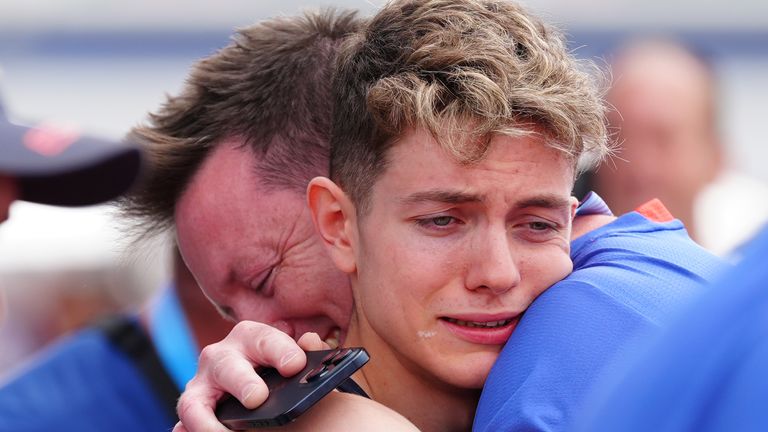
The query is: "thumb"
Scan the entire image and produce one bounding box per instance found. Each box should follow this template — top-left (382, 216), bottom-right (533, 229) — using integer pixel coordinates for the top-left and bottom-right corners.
top-left (297, 332), bottom-right (331, 351)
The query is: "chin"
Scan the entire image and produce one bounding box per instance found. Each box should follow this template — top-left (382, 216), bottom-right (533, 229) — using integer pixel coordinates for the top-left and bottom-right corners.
top-left (436, 351), bottom-right (499, 389)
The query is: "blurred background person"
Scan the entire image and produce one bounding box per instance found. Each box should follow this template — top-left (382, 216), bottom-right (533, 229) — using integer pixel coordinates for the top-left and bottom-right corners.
top-left (588, 38), bottom-right (768, 256)
top-left (0, 244), bottom-right (234, 431)
top-left (0, 93), bottom-right (142, 334)
top-left (0, 90), bottom-right (150, 373)
top-left (0, 93), bottom-right (227, 430)
top-left (0, 94), bottom-right (141, 221)
top-left (0, 59), bottom-right (232, 431)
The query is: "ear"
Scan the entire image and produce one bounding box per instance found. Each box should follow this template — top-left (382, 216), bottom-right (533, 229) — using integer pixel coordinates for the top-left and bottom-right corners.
top-left (569, 195), bottom-right (579, 220)
top-left (307, 177), bottom-right (358, 274)
top-left (567, 195), bottom-right (578, 236)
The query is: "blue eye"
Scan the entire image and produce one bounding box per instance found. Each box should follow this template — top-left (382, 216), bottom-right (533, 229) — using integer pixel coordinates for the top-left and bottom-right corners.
top-left (415, 215), bottom-right (460, 229)
top-left (432, 216), bottom-right (454, 226)
top-left (528, 221), bottom-right (554, 231)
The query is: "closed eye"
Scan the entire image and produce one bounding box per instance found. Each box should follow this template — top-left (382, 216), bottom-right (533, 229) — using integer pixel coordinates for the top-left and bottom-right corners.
top-left (251, 267), bottom-right (274, 295)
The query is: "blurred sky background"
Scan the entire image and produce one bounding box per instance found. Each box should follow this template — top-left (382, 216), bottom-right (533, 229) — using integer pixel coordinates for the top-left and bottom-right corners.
top-left (0, 0), bottom-right (766, 368)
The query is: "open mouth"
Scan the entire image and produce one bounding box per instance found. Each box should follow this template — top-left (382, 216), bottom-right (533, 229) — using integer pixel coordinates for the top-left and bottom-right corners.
top-left (440, 317), bottom-right (514, 328)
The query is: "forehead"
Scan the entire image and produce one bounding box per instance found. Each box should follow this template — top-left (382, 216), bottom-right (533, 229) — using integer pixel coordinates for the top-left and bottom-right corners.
top-left (178, 141), bottom-right (260, 217)
top-left (175, 140), bottom-right (306, 241)
top-left (375, 128), bottom-right (574, 200)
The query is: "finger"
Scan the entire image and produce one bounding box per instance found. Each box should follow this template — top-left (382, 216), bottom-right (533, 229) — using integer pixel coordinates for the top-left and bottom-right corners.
top-left (176, 387), bottom-right (232, 432)
top-left (297, 332), bottom-right (331, 351)
top-left (232, 321), bottom-right (307, 376)
top-left (207, 348), bottom-right (271, 408)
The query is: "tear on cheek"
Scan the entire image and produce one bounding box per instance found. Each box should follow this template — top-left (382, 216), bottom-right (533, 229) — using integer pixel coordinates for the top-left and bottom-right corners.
top-left (417, 330), bottom-right (437, 339)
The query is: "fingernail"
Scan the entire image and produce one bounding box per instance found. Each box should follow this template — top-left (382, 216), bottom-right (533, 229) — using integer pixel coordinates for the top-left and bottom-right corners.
top-left (242, 383), bottom-right (258, 402)
top-left (279, 350), bottom-right (299, 368)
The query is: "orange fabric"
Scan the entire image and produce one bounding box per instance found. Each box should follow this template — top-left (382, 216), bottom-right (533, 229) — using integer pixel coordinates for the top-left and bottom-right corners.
top-left (635, 199), bottom-right (675, 223)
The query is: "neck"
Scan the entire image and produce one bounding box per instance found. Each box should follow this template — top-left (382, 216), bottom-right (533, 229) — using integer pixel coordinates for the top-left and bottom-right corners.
top-left (345, 314), bottom-right (479, 432)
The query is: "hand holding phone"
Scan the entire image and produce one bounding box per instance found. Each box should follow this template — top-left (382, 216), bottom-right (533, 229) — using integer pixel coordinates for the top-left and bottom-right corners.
top-left (215, 347), bottom-right (369, 430)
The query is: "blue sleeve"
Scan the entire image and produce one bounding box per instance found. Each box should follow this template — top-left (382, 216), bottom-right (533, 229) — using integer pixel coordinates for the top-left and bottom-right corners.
top-left (574, 227), bottom-right (768, 432)
top-left (474, 217), bottom-right (724, 432)
top-left (473, 277), bottom-right (659, 432)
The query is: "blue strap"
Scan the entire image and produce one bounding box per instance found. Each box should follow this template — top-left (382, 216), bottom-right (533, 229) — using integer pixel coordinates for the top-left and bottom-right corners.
top-left (149, 285), bottom-right (200, 391)
top-left (97, 315), bottom-right (181, 421)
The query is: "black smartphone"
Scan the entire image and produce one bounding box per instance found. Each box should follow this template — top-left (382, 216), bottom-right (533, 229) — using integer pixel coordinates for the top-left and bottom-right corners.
top-left (215, 347), bottom-right (369, 430)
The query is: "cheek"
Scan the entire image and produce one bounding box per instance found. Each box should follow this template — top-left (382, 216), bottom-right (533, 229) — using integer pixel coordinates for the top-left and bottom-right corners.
top-left (358, 244), bottom-right (441, 323)
top-left (275, 264), bottom-right (348, 310)
top-left (524, 248), bottom-right (573, 295)
top-left (354, 221), bottom-right (456, 326)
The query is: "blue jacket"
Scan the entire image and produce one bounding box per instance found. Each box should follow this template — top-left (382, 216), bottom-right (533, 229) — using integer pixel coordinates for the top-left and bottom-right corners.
top-left (575, 224), bottom-right (768, 432)
top-left (474, 198), bottom-right (725, 432)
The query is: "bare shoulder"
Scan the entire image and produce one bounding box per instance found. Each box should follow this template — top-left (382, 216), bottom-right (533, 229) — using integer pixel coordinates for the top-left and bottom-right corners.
top-left (258, 392), bottom-right (420, 432)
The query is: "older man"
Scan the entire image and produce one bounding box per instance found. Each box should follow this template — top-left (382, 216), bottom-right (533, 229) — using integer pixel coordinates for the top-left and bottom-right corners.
top-left (112, 9), bottom-right (362, 429)
top-left (121, 10), bottom-right (361, 348)
top-left (0, 95), bottom-right (169, 431)
top-left (3, 9), bottom-right (361, 432)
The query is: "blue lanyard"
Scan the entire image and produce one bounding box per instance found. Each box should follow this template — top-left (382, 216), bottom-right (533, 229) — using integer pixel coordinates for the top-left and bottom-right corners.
top-left (149, 285), bottom-right (199, 391)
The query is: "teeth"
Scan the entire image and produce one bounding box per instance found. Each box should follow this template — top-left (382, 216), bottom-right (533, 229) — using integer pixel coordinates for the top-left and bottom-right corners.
top-left (444, 318), bottom-right (512, 328)
top-left (324, 328), bottom-right (341, 349)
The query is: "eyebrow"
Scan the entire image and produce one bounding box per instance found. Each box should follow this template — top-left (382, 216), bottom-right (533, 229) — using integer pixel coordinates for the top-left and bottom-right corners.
top-left (514, 194), bottom-right (572, 211)
top-left (400, 190), bottom-right (484, 205)
top-left (400, 190), bottom-right (570, 210)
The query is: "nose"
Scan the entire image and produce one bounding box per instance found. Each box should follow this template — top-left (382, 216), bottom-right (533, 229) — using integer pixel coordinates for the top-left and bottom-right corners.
top-left (465, 226), bottom-right (520, 295)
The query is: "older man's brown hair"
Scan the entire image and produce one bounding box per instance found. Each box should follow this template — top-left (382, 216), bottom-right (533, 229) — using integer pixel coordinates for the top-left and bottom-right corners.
top-left (120, 9), bottom-right (361, 237)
